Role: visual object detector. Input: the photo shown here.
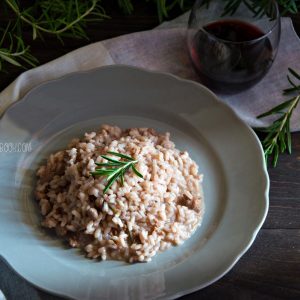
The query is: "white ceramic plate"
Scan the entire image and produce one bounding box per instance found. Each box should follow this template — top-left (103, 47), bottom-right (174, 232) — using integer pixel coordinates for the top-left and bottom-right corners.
top-left (0, 66), bottom-right (269, 300)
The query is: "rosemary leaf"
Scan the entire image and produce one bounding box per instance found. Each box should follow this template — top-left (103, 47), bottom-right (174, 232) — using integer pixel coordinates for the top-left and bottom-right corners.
top-left (288, 68), bottom-right (300, 80)
top-left (100, 155), bottom-right (127, 164)
top-left (103, 172), bottom-right (120, 194)
top-left (287, 118), bottom-right (292, 154)
top-left (95, 162), bottom-right (121, 167)
top-left (257, 98), bottom-right (295, 118)
top-left (120, 170), bottom-right (125, 186)
top-left (0, 53), bottom-right (22, 67)
top-left (132, 165), bottom-right (144, 178)
top-left (107, 151), bottom-right (134, 161)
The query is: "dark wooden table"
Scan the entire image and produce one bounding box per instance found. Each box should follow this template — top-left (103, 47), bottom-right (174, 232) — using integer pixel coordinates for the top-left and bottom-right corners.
top-left (0, 3), bottom-right (300, 300)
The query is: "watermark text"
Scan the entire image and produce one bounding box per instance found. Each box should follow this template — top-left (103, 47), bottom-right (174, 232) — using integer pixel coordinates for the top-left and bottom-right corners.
top-left (0, 142), bottom-right (32, 153)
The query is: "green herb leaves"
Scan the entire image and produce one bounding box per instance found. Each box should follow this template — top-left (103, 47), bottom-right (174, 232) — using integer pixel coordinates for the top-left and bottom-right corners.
top-left (0, 22), bottom-right (38, 72)
top-left (256, 68), bottom-right (300, 167)
top-left (91, 151), bottom-right (143, 194)
top-left (5, 0), bottom-right (108, 40)
top-left (0, 0), bottom-right (107, 71)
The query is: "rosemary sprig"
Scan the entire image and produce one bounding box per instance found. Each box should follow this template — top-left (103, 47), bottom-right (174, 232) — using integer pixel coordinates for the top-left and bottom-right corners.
top-left (91, 151), bottom-right (143, 193)
top-left (256, 68), bottom-right (300, 167)
top-left (0, 22), bottom-right (38, 71)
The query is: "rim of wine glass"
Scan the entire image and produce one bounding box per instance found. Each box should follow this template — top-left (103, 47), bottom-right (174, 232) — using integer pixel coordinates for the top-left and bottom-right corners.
top-left (191, 0), bottom-right (280, 45)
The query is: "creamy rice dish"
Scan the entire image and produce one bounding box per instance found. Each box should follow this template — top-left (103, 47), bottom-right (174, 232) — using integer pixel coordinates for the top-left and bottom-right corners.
top-left (35, 125), bottom-right (204, 262)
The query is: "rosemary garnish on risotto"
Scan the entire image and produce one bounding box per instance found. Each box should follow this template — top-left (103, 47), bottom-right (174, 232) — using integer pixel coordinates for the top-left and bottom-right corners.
top-left (91, 151), bottom-right (143, 193)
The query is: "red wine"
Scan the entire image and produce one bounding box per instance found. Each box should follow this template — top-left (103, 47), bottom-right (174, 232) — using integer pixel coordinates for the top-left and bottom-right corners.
top-left (204, 19), bottom-right (266, 42)
top-left (189, 20), bottom-right (274, 94)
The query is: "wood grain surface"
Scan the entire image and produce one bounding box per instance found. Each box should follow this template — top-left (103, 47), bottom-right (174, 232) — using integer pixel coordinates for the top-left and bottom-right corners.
top-left (0, 2), bottom-right (299, 299)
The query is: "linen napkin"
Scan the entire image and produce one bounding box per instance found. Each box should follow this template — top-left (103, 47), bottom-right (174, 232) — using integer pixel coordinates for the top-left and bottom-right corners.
top-left (1, 11), bottom-right (300, 300)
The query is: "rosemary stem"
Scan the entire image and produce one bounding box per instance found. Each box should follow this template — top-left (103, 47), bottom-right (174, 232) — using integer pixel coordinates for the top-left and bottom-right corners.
top-left (5, 0), bottom-right (98, 36)
top-left (268, 95), bottom-right (300, 147)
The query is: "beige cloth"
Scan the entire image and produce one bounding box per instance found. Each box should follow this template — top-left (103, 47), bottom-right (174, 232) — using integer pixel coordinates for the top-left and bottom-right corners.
top-left (0, 14), bottom-right (300, 130)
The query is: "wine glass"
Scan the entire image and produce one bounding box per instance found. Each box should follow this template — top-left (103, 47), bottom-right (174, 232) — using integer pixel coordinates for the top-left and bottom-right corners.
top-left (187, 0), bottom-right (281, 94)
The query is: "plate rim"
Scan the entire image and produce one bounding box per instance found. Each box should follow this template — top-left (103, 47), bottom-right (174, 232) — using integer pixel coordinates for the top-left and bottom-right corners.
top-left (0, 64), bottom-right (269, 299)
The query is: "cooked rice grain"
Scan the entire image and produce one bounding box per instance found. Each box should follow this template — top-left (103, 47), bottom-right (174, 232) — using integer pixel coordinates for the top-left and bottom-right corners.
top-left (35, 125), bottom-right (204, 262)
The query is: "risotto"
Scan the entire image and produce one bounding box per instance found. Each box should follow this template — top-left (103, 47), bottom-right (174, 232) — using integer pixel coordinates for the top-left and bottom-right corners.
top-left (35, 125), bottom-right (204, 262)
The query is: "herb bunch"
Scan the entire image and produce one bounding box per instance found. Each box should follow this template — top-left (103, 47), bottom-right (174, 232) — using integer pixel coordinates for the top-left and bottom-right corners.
top-left (1, 0), bottom-right (108, 71)
top-left (91, 151), bottom-right (143, 194)
top-left (2, 0), bottom-right (299, 73)
top-left (256, 68), bottom-right (300, 167)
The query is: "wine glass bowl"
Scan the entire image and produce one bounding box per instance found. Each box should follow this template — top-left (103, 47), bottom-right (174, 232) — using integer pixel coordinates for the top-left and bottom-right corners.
top-left (187, 0), bottom-right (281, 94)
